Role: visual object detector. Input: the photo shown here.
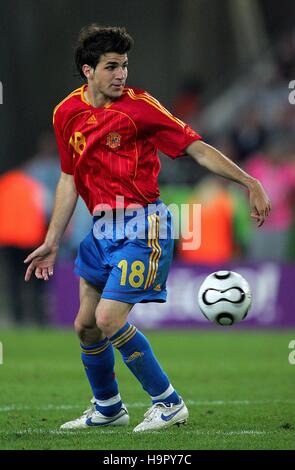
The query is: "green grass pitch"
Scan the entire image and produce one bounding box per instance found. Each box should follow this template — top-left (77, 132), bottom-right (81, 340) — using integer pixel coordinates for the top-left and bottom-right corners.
top-left (0, 329), bottom-right (294, 450)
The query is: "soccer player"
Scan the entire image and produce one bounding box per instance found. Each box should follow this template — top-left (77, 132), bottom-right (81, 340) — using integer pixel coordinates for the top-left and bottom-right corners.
top-left (24, 25), bottom-right (271, 432)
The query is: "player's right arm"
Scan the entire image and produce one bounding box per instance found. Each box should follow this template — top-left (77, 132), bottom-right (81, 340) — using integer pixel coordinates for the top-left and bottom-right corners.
top-left (24, 172), bottom-right (78, 282)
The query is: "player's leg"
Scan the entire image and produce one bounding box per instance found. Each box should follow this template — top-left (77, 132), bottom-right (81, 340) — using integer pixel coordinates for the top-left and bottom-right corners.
top-left (74, 276), bottom-right (104, 344)
top-left (60, 278), bottom-right (128, 429)
top-left (97, 203), bottom-right (188, 431)
top-left (96, 297), bottom-right (188, 432)
top-left (96, 297), bottom-right (178, 400)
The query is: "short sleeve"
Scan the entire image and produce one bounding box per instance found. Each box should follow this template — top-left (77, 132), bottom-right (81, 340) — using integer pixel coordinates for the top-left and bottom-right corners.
top-left (53, 109), bottom-right (73, 174)
top-left (138, 92), bottom-right (202, 158)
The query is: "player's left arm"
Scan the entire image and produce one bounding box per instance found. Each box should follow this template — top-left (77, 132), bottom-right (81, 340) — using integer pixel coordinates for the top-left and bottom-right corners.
top-left (186, 140), bottom-right (271, 227)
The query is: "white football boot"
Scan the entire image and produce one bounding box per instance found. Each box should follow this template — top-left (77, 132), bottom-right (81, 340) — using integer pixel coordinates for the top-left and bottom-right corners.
top-left (133, 398), bottom-right (188, 432)
top-left (60, 398), bottom-right (129, 429)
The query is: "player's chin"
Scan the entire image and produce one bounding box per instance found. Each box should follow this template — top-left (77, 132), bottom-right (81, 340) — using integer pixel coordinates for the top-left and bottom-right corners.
top-left (112, 90), bottom-right (124, 98)
top-left (110, 85), bottom-right (124, 96)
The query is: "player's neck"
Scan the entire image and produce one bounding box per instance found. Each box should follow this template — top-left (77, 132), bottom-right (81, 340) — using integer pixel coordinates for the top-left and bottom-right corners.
top-left (84, 86), bottom-right (112, 108)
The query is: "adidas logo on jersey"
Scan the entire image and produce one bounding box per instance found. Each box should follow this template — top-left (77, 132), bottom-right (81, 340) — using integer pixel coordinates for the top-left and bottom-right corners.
top-left (86, 115), bottom-right (97, 125)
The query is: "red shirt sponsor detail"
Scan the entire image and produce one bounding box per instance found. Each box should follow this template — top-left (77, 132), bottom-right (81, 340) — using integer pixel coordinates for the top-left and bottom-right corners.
top-left (53, 85), bottom-right (201, 213)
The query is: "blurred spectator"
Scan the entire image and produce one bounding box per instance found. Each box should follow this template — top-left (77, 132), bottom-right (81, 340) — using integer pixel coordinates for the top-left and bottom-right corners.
top-left (244, 136), bottom-right (295, 261)
top-left (0, 170), bottom-right (48, 325)
top-left (177, 176), bottom-right (250, 265)
top-left (0, 131), bottom-right (61, 326)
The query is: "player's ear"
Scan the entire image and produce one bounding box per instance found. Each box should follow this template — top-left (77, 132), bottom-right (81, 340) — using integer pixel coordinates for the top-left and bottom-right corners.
top-left (82, 64), bottom-right (93, 80)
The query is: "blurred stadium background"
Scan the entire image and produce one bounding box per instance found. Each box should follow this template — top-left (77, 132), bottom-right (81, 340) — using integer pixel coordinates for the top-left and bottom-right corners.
top-left (0, 0), bottom-right (295, 450)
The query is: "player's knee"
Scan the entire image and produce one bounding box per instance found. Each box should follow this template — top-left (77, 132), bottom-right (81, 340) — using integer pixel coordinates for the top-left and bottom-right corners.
top-left (96, 313), bottom-right (111, 334)
top-left (96, 312), bottom-right (119, 337)
top-left (74, 318), bottom-right (88, 339)
top-left (74, 318), bottom-right (97, 343)
top-left (74, 318), bottom-right (83, 336)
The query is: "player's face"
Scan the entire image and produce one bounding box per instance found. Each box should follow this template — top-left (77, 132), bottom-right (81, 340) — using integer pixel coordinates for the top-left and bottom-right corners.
top-left (92, 53), bottom-right (128, 100)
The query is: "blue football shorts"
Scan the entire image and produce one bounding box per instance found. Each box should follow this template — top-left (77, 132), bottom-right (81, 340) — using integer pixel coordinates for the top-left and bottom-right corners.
top-left (74, 200), bottom-right (174, 303)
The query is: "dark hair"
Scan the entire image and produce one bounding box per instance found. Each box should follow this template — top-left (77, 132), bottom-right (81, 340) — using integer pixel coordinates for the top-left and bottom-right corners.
top-left (75, 24), bottom-right (134, 80)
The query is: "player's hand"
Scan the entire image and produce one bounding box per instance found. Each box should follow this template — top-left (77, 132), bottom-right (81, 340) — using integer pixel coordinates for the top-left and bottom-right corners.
top-left (24, 243), bottom-right (59, 282)
top-left (248, 179), bottom-right (271, 227)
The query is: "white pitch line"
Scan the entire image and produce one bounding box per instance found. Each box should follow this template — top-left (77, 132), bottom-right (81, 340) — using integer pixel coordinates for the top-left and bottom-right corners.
top-left (0, 399), bottom-right (294, 412)
top-left (0, 428), bottom-right (274, 436)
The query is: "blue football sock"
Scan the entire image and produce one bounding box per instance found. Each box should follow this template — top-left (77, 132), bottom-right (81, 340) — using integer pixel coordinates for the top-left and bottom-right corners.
top-left (81, 338), bottom-right (122, 416)
top-left (110, 322), bottom-right (180, 405)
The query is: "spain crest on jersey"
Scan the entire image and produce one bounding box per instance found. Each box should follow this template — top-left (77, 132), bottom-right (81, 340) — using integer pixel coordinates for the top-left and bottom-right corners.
top-left (106, 132), bottom-right (121, 149)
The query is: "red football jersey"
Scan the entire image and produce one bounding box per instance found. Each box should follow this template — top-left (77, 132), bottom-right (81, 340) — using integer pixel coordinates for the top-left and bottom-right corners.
top-left (53, 85), bottom-right (201, 213)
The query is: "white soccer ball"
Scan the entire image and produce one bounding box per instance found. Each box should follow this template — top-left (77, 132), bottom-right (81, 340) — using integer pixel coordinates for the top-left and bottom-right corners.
top-left (198, 270), bottom-right (252, 326)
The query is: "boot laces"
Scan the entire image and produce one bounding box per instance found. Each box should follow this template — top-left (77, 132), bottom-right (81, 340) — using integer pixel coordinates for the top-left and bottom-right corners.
top-left (144, 402), bottom-right (169, 421)
top-left (81, 398), bottom-right (96, 419)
